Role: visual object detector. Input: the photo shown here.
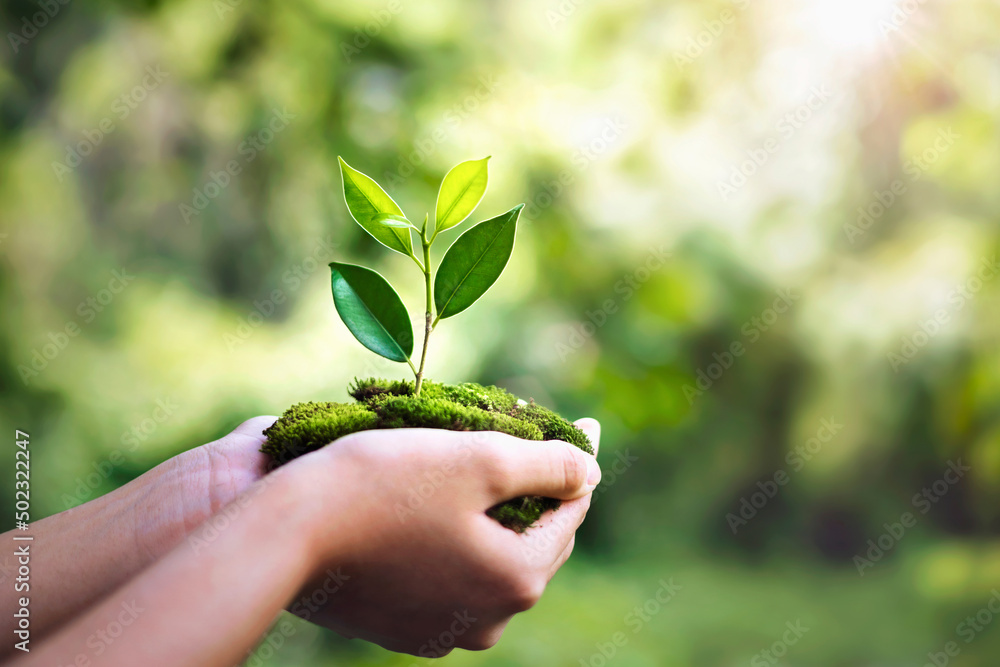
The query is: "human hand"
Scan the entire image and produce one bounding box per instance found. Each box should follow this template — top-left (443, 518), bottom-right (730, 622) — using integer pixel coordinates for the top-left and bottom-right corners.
top-left (9, 418), bottom-right (600, 665)
top-left (281, 419), bottom-right (602, 657)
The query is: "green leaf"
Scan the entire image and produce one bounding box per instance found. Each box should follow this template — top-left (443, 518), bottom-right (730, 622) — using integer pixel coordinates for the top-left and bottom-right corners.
top-left (375, 213), bottom-right (417, 230)
top-left (330, 262), bottom-right (413, 363)
top-left (435, 156), bottom-right (490, 233)
top-left (434, 204), bottom-right (522, 320)
top-left (338, 157), bottom-right (413, 256)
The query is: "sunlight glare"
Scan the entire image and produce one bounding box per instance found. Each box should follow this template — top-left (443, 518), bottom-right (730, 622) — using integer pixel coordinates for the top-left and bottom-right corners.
top-left (796, 0), bottom-right (902, 59)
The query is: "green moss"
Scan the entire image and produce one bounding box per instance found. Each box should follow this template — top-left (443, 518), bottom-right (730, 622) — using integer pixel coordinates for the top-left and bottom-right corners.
top-left (262, 378), bottom-right (592, 532)
top-left (375, 395), bottom-right (544, 440)
top-left (261, 402), bottom-right (379, 464)
top-left (512, 402), bottom-right (594, 454)
top-left (348, 377), bottom-right (414, 401)
top-left (486, 496), bottom-right (560, 531)
top-left (419, 381), bottom-right (521, 413)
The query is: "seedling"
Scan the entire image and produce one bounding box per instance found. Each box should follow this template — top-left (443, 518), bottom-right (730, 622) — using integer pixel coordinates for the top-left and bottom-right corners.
top-left (331, 155), bottom-right (519, 394)
top-left (262, 157), bottom-right (592, 532)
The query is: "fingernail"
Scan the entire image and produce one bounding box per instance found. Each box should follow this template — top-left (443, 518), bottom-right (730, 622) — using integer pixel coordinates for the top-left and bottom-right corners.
top-left (586, 456), bottom-right (601, 488)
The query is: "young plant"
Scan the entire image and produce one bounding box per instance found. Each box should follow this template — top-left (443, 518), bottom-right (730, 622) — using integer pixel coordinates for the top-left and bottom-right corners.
top-left (263, 158), bottom-right (591, 531)
top-left (332, 156), bottom-right (522, 395)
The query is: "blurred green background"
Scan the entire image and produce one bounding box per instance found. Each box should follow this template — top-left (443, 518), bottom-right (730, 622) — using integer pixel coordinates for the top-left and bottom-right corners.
top-left (3, 0), bottom-right (1000, 664)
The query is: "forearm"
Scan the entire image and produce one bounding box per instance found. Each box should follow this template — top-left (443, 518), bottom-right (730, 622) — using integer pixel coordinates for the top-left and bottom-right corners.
top-left (0, 447), bottom-right (234, 650)
top-left (14, 466), bottom-right (321, 667)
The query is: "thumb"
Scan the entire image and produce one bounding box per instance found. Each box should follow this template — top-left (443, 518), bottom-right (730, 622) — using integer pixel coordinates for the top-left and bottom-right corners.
top-left (574, 417), bottom-right (601, 456)
top-left (485, 438), bottom-right (601, 502)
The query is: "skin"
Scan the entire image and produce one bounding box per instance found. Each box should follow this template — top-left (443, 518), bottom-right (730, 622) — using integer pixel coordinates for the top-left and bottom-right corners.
top-left (3, 416), bottom-right (601, 665)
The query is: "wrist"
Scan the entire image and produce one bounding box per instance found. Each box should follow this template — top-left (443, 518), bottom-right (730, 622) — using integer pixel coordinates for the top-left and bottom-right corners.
top-left (268, 456), bottom-right (357, 574)
top-left (128, 448), bottom-right (239, 561)
top-left (124, 452), bottom-right (203, 564)
top-left (134, 429), bottom-right (276, 557)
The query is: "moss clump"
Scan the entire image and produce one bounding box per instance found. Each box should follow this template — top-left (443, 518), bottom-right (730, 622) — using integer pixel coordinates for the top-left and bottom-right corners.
top-left (260, 402), bottom-right (379, 464)
top-left (376, 396), bottom-right (545, 441)
top-left (262, 378), bottom-right (593, 532)
top-left (347, 377), bottom-right (414, 401)
top-left (511, 402), bottom-right (593, 452)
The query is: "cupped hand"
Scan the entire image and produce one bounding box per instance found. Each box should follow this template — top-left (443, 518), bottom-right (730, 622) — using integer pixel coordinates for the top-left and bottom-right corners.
top-left (280, 419), bottom-right (602, 657)
top-left (7, 408), bottom-right (600, 666)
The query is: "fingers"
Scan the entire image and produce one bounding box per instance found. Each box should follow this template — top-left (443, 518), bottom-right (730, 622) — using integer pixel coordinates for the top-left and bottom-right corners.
top-left (231, 415), bottom-right (279, 437)
top-left (517, 493), bottom-right (592, 568)
top-left (499, 420), bottom-right (600, 576)
top-left (209, 416), bottom-right (278, 456)
top-left (203, 416), bottom-right (279, 480)
top-left (481, 438), bottom-right (601, 502)
top-left (574, 418), bottom-right (601, 456)
top-left (548, 535), bottom-right (576, 580)
top-left (371, 632), bottom-right (455, 659)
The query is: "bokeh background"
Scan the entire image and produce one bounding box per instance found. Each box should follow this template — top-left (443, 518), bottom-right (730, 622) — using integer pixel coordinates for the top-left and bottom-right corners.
top-left (3, 0), bottom-right (1000, 664)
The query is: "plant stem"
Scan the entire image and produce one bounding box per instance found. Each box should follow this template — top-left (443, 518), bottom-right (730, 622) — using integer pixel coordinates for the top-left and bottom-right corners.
top-left (414, 224), bottom-right (433, 395)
